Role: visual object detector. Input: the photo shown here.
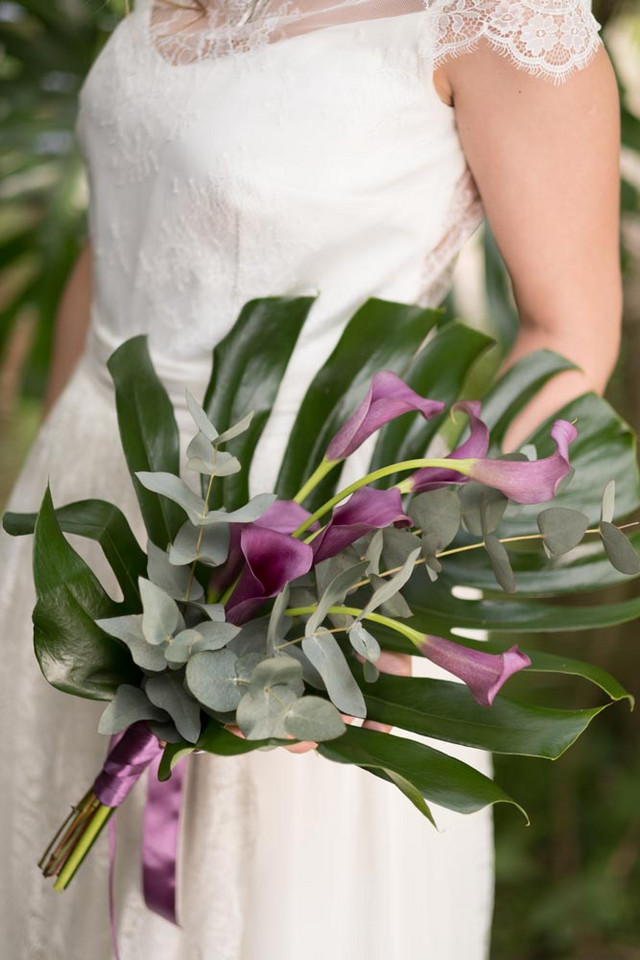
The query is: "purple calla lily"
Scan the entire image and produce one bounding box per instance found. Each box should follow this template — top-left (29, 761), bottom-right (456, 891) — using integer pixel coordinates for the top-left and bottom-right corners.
top-left (208, 500), bottom-right (317, 599)
top-left (462, 419), bottom-right (576, 505)
top-left (410, 400), bottom-right (489, 492)
top-left (326, 371), bottom-right (445, 462)
top-left (225, 526), bottom-right (314, 625)
top-left (255, 499), bottom-right (319, 534)
top-left (419, 634), bottom-right (532, 706)
top-left (407, 419), bottom-right (577, 505)
top-left (311, 486), bottom-right (412, 564)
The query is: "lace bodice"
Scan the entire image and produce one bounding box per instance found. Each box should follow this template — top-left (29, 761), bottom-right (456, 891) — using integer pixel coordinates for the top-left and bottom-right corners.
top-left (76, 0), bottom-right (602, 410)
top-left (146, 0), bottom-right (600, 80)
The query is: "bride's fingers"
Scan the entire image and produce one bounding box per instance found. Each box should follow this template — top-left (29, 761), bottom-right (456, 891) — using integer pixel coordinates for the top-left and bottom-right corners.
top-left (225, 722), bottom-right (317, 753)
top-left (361, 720), bottom-right (392, 733)
top-left (376, 650), bottom-right (412, 676)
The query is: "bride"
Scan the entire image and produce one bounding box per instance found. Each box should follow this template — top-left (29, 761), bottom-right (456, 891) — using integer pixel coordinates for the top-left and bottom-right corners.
top-left (0, 2), bottom-right (623, 958)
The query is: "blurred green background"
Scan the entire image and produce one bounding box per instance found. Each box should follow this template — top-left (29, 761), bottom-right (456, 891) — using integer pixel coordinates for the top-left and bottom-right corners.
top-left (1, 1), bottom-right (639, 956)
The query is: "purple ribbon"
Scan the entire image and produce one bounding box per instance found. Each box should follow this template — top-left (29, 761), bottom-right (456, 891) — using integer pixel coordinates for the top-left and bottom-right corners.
top-left (92, 722), bottom-right (186, 942)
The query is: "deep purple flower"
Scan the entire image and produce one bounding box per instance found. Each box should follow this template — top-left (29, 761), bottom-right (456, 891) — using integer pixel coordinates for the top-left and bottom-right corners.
top-left (225, 526), bottom-right (313, 625)
top-left (407, 419), bottom-right (577, 505)
top-left (326, 371), bottom-right (445, 462)
top-left (410, 401), bottom-right (489, 492)
top-left (311, 486), bottom-right (412, 564)
top-left (419, 634), bottom-right (532, 706)
top-left (208, 500), bottom-right (317, 599)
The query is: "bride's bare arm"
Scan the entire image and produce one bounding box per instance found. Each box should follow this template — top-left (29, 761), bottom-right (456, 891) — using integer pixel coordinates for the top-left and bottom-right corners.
top-left (436, 41), bottom-right (622, 449)
top-left (42, 238), bottom-right (93, 420)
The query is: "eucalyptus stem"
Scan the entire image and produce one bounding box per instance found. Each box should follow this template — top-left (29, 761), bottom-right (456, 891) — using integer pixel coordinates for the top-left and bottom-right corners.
top-left (348, 525), bottom-right (640, 593)
top-left (184, 464), bottom-right (216, 601)
top-left (52, 803), bottom-right (114, 892)
top-left (291, 457), bottom-right (467, 538)
top-left (293, 459), bottom-right (340, 504)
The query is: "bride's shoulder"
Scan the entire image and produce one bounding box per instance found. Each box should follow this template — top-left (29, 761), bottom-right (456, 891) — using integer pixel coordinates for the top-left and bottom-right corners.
top-left (420, 0), bottom-right (603, 85)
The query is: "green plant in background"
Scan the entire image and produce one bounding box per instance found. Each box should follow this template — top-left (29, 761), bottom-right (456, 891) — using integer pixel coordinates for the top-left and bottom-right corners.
top-left (0, 0), bottom-right (127, 397)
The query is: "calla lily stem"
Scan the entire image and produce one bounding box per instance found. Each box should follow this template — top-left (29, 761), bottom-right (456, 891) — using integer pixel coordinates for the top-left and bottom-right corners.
top-left (291, 457), bottom-right (468, 538)
top-left (284, 604), bottom-right (423, 647)
top-left (53, 802), bottom-right (114, 892)
top-left (293, 458), bottom-right (339, 504)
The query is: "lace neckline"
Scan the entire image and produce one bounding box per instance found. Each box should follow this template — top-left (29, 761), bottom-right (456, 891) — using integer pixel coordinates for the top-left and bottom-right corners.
top-left (142, 0), bottom-right (429, 67)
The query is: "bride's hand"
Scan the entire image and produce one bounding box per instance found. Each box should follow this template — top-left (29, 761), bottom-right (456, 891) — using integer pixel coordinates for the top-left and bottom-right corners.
top-left (224, 650), bottom-right (412, 754)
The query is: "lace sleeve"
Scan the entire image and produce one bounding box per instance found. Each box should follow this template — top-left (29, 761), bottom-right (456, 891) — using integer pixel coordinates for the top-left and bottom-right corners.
top-left (428, 0), bottom-right (603, 84)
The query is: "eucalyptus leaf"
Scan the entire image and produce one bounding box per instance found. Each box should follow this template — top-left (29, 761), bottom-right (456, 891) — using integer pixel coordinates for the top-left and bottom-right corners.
top-left (357, 548), bottom-right (420, 620)
top-left (600, 522), bottom-right (640, 575)
top-left (149, 721), bottom-right (184, 745)
top-left (248, 655), bottom-right (304, 694)
top-left (140, 578), bottom-right (181, 645)
top-left (365, 529), bottom-right (384, 576)
top-left (285, 644), bottom-right (326, 689)
top-left (348, 622), bottom-right (381, 663)
top-left (267, 585), bottom-right (290, 657)
top-left (368, 573), bottom-right (413, 619)
top-left (98, 684), bottom-right (168, 735)
top-left (284, 697), bottom-right (346, 741)
top-left (164, 621), bottom-right (239, 667)
top-left (537, 508), bottom-right (590, 556)
top-left (216, 411), bottom-right (255, 445)
top-left (185, 649), bottom-right (242, 712)
top-left (408, 488), bottom-right (461, 550)
top-left (96, 614), bottom-right (168, 673)
top-left (186, 388), bottom-right (219, 442)
top-left (302, 631), bottom-right (366, 717)
top-left (147, 539), bottom-right (204, 602)
top-left (363, 660), bottom-right (380, 683)
top-left (306, 560), bottom-right (369, 637)
top-left (145, 672), bottom-right (202, 743)
top-left (227, 619), bottom-right (269, 658)
top-left (601, 479), bottom-right (616, 524)
top-left (169, 521), bottom-right (230, 567)
top-left (135, 472), bottom-right (207, 523)
top-left (236, 684), bottom-right (300, 739)
top-left (460, 483), bottom-right (508, 537)
top-left (381, 527), bottom-right (422, 571)
top-left (484, 535), bottom-right (516, 593)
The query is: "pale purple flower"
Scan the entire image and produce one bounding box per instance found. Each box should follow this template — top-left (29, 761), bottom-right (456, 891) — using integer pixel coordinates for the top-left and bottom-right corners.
top-left (419, 634), bottom-right (532, 707)
top-left (311, 486), bottom-right (412, 563)
top-left (410, 400), bottom-right (489, 492)
top-left (407, 419), bottom-right (577, 506)
top-left (225, 526), bottom-right (314, 625)
top-left (326, 371), bottom-right (444, 462)
top-left (459, 419), bottom-right (576, 505)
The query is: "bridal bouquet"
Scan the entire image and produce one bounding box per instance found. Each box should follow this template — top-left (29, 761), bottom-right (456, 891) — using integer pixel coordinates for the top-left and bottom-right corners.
top-left (4, 295), bottom-right (640, 917)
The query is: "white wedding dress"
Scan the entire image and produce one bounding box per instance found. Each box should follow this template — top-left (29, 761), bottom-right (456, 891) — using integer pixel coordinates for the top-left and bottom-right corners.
top-left (0, 2), bottom-right (602, 958)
